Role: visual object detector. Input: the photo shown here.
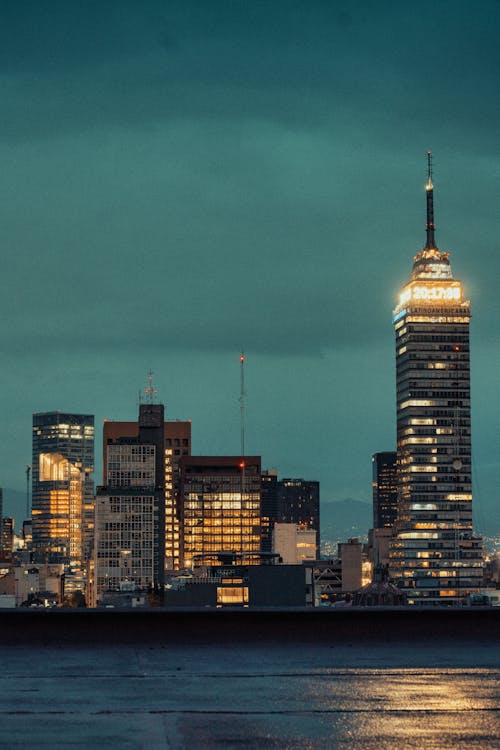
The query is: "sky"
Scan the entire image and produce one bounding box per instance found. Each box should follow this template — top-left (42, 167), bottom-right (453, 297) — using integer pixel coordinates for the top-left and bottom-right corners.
top-left (1, 1), bottom-right (499, 532)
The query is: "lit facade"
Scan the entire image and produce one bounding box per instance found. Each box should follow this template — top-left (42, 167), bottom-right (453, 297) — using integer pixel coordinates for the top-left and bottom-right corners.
top-left (272, 523), bottom-right (317, 565)
top-left (179, 456), bottom-right (261, 569)
top-left (389, 156), bottom-right (483, 604)
top-left (32, 412), bottom-right (94, 575)
top-left (103, 411), bottom-right (191, 573)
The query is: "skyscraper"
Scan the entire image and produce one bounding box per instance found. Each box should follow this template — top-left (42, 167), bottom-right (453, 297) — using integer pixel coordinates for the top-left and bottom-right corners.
top-left (32, 412), bottom-right (94, 575)
top-left (389, 154), bottom-right (483, 605)
top-left (103, 402), bottom-right (191, 573)
top-left (94, 440), bottom-right (157, 604)
top-left (372, 452), bottom-right (398, 529)
top-left (260, 469), bottom-right (278, 553)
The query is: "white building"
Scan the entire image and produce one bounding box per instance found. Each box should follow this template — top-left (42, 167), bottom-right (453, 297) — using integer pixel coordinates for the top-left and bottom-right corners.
top-left (273, 523), bottom-right (317, 565)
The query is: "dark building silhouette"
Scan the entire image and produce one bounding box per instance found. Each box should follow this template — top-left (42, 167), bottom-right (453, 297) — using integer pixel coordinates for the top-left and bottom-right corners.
top-left (277, 478), bottom-right (320, 555)
top-left (372, 452), bottom-right (398, 529)
top-left (1, 517), bottom-right (14, 555)
top-left (261, 469), bottom-right (278, 553)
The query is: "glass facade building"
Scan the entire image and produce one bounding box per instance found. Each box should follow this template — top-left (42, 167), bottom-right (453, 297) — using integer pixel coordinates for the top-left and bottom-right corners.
top-left (180, 456), bottom-right (261, 570)
top-left (32, 412), bottom-right (94, 573)
top-left (389, 159), bottom-right (483, 604)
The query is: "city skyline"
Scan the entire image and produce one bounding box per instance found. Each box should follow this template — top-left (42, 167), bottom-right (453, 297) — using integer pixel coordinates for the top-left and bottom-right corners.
top-left (1, 2), bottom-right (499, 536)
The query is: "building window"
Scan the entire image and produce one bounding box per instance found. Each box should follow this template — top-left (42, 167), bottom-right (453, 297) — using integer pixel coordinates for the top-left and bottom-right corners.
top-left (217, 587), bottom-right (249, 606)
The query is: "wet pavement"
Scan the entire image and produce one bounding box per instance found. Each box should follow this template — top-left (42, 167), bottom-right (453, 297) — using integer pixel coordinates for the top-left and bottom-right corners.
top-left (0, 640), bottom-right (499, 749)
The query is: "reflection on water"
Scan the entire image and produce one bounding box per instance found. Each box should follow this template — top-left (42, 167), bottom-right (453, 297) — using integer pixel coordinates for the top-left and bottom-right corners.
top-left (179, 668), bottom-right (500, 749)
top-left (1, 645), bottom-right (499, 749)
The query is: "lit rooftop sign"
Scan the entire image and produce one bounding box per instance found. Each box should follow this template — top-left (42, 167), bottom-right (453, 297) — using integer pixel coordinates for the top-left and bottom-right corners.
top-left (399, 283), bottom-right (462, 307)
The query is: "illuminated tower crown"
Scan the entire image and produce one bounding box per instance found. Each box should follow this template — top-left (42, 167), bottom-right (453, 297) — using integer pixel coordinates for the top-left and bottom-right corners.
top-left (410, 151), bottom-right (453, 281)
top-left (395, 153), bottom-right (463, 311)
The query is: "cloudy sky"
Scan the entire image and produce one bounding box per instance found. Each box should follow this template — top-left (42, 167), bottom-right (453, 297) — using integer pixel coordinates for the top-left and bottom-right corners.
top-left (1, 1), bottom-right (499, 531)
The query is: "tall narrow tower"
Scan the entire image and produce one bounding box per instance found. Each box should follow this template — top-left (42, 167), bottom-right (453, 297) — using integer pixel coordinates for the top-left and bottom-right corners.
top-left (390, 154), bottom-right (483, 605)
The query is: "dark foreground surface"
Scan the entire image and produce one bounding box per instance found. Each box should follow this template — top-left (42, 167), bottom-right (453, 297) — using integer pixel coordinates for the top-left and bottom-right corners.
top-left (0, 609), bottom-right (499, 749)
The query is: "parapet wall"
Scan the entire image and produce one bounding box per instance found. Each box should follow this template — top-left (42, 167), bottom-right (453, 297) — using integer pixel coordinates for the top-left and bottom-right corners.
top-left (0, 607), bottom-right (499, 645)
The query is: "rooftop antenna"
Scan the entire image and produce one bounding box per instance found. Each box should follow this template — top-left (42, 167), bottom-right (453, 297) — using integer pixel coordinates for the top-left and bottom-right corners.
top-left (26, 465), bottom-right (31, 519)
top-left (239, 352), bottom-right (246, 458)
top-left (425, 150), bottom-right (436, 249)
top-left (144, 370), bottom-right (158, 404)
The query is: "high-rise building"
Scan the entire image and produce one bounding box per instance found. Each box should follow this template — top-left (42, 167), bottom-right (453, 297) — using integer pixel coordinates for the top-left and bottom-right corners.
top-left (94, 440), bottom-right (157, 604)
top-left (1, 517), bottom-right (14, 556)
top-left (389, 154), bottom-right (483, 605)
top-left (261, 469), bottom-right (278, 553)
top-left (32, 412), bottom-right (94, 575)
top-left (372, 452), bottom-right (398, 529)
top-left (179, 456), bottom-right (261, 569)
top-left (103, 404), bottom-right (191, 574)
top-left (277, 478), bottom-right (320, 556)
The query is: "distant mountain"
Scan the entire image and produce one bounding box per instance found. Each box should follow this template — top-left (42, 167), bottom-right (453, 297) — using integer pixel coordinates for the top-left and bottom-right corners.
top-left (321, 499), bottom-right (372, 544)
top-left (4, 486), bottom-right (498, 539)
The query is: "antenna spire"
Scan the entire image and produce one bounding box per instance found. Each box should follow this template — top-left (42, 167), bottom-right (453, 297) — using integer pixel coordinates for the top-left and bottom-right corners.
top-left (144, 370), bottom-right (158, 404)
top-left (425, 150), bottom-right (436, 249)
top-left (239, 352), bottom-right (245, 458)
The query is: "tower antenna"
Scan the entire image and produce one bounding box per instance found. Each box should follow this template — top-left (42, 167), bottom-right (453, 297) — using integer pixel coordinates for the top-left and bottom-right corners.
top-left (144, 370), bottom-right (158, 404)
top-left (239, 352), bottom-right (245, 458)
top-left (425, 150), bottom-right (436, 249)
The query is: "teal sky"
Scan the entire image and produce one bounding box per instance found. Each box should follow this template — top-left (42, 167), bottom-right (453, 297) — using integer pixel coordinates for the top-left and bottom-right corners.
top-left (1, 1), bottom-right (499, 532)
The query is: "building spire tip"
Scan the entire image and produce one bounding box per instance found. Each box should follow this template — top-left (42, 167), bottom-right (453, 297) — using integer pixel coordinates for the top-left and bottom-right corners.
top-left (426, 150), bottom-right (433, 191)
top-left (425, 151), bottom-right (436, 248)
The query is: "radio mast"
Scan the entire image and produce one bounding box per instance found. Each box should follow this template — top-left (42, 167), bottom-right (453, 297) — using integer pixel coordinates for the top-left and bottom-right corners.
top-left (239, 352), bottom-right (245, 459)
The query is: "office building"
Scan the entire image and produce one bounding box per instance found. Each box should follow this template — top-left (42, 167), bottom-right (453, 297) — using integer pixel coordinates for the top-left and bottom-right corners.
top-left (164, 564), bottom-right (309, 608)
top-left (389, 154), bottom-right (483, 604)
top-left (272, 523), bottom-right (317, 565)
top-left (1, 518), bottom-right (14, 556)
top-left (103, 404), bottom-right (191, 573)
top-left (372, 452), bottom-right (398, 529)
top-left (32, 412), bottom-right (94, 575)
top-left (179, 456), bottom-right (261, 569)
top-left (261, 469), bottom-right (278, 553)
top-left (94, 439), bottom-right (157, 605)
top-left (277, 478), bottom-right (320, 555)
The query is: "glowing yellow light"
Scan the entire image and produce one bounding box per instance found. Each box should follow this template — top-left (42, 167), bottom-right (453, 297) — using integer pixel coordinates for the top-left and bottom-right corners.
top-left (412, 285), bottom-right (461, 302)
top-left (398, 282), bottom-right (463, 308)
